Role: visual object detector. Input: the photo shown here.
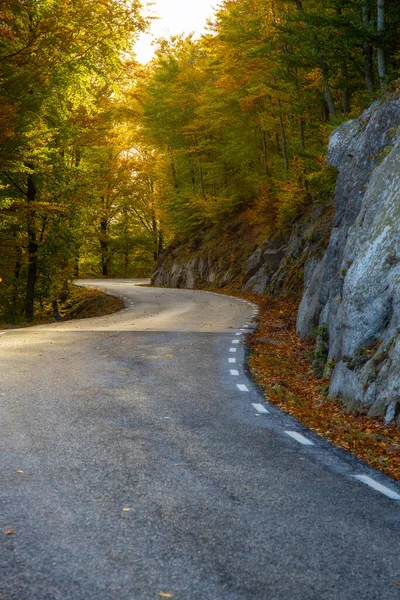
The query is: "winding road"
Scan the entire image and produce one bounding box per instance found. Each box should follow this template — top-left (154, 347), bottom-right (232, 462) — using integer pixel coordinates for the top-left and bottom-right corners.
top-left (1, 280), bottom-right (400, 600)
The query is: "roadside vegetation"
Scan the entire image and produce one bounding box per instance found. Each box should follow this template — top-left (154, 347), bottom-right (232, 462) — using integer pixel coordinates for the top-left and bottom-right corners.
top-left (0, 285), bottom-right (123, 329)
top-left (245, 295), bottom-right (400, 481)
top-left (2, 1), bottom-right (400, 325)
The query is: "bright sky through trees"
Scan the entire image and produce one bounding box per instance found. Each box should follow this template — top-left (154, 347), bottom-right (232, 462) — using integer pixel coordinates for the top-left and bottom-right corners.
top-left (135, 0), bottom-right (217, 63)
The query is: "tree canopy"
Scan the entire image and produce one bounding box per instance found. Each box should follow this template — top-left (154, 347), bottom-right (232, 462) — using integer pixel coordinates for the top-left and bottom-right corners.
top-left (1, 0), bottom-right (399, 322)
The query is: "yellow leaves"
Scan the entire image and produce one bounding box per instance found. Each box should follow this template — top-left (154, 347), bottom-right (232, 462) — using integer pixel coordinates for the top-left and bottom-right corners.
top-left (4, 530), bottom-right (15, 535)
top-left (158, 594), bottom-right (174, 599)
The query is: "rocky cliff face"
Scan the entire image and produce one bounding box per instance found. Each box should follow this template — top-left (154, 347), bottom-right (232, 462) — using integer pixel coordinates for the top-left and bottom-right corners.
top-left (298, 95), bottom-right (400, 425)
top-left (152, 95), bottom-right (400, 425)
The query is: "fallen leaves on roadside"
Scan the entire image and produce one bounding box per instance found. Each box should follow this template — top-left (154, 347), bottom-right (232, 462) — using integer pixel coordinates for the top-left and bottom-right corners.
top-left (158, 593), bottom-right (174, 598)
top-left (4, 530), bottom-right (15, 535)
top-left (247, 296), bottom-right (400, 481)
top-left (219, 290), bottom-right (400, 481)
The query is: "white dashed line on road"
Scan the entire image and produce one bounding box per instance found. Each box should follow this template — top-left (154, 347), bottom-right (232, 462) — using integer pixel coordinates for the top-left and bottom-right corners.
top-left (232, 340), bottom-right (240, 345)
top-left (230, 370), bottom-right (239, 376)
top-left (354, 475), bottom-right (400, 501)
top-left (237, 384), bottom-right (249, 392)
top-left (229, 358), bottom-right (236, 364)
top-left (285, 431), bottom-right (315, 446)
top-left (252, 404), bottom-right (269, 414)
top-left (230, 348), bottom-right (237, 353)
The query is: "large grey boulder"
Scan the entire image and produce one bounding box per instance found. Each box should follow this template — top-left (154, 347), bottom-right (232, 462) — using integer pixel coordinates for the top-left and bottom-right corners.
top-left (298, 95), bottom-right (400, 421)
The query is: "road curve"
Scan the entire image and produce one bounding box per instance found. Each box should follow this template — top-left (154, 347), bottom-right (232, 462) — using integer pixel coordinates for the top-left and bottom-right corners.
top-left (1, 280), bottom-right (399, 600)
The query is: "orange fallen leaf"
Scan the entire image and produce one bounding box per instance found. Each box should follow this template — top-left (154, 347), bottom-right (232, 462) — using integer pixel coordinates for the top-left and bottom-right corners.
top-left (158, 593), bottom-right (174, 598)
top-left (4, 530), bottom-right (15, 535)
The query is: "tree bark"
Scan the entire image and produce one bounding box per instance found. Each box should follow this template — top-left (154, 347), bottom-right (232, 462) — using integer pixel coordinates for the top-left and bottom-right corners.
top-left (168, 146), bottom-right (179, 191)
top-left (262, 131), bottom-right (269, 175)
top-left (377, 0), bottom-right (386, 86)
top-left (299, 117), bottom-right (305, 151)
top-left (294, 0), bottom-right (336, 118)
top-left (342, 87), bottom-right (351, 115)
top-left (74, 253), bottom-right (80, 278)
top-left (362, 6), bottom-right (374, 93)
top-left (100, 218), bottom-right (109, 277)
top-left (278, 115), bottom-right (289, 175)
top-left (24, 171), bottom-right (38, 321)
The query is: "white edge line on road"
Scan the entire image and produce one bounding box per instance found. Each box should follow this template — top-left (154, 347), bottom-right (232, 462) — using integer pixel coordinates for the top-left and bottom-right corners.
top-left (252, 403), bottom-right (269, 414)
top-left (230, 348), bottom-right (237, 353)
top-left (285, 431), bottom-right (315, 446)
top-left (230, 370), bottom-right (239, 376)
top-left (229, 358), bottom-right (236, 364)
top-left (237, 384), bottom-right (249, 392)
top-left (354, 475), bottom-right (400, 501)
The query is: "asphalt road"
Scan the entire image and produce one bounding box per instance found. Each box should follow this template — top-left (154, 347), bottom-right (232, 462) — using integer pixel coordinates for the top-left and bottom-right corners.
top-left (1, 279), bottom-right (400, 600)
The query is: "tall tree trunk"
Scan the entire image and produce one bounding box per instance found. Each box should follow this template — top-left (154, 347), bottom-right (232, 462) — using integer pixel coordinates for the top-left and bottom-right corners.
top-left (362, 6), bottom-right (374, 92)
top-left (262, 131), bottom-right (269, 174)
top-left (24, 171), bottom-right (38, 321)
top-left (321, 100), bottom-right (330, 123)
top-left (294, 0), bottom-right (336, 118)
top-left (12, 244), bottom-right (22, 317)
top-left (342, 87), bottom-right (351, 115)
top-left (278, 115), bottom-right (289, 175)
top-left (299, 117), bottom-right (305, 151)
top-left (74, 253), bottom-right (80, 278)
top-left (168, 146), bottom-right (179, 191)
top-left (100, 218), bottom-right (109, 277)
top-left (377, 0), bottom-right (386, 86)
top-left (198, 164), bottom-right (205, 197)
top-left (152, 213), bottom-right (159, 262)
top-left (322, 74), bottom-right (336, 118)
top-left (158, 230), bottom-right (164, 257)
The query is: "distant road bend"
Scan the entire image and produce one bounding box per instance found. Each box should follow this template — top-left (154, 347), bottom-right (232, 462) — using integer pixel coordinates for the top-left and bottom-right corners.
top-left (1, 279), bottom-right (400, 600)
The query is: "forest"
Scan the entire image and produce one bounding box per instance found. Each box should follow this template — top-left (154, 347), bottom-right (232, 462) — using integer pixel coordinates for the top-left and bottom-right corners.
top-left (1, 0), bottom-right (399, 323)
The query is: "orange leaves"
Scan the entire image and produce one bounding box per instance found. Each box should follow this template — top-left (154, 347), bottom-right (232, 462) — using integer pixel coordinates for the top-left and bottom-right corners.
top-left (245, 295), bottom-right (400, 482)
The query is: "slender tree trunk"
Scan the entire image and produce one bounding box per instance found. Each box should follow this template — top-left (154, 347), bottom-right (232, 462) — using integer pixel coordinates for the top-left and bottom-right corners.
top-left (158, 233), bottom-right (163, 256)
top-left (377, 0), bottom-right (386, 86)
top-left (322, 75), bottom-right (336, 118)
top-left (342, 87), bottom-right (351, 115)
top-left (299, 117), bottom-right (305, 150)
top-left (321, 100), bottom-right (330, 122)
top-left (198, 164), bottom-right (205, 197)
top-left (74, 253), bottom-right (80, 278)
top-left (124, 252), bottom-right (129, 273)
top-left (294, 0), bottom-right (336, 118)
top-left (24, 171), bottom-right (38, 321)
top-left (362, 6), bottom-right (374, 93)
top-left (100, 218), bottom-right (109, 277)
top-left (278, 116), bottom-right (289, 175)
top-left (152, 213), bottom-right (159, 262)
top-left (262, 131), bottom-right (269, 175)
top-left (168, 146), bottom-right (179, 191)
top-left (12, 245), bottom-right (22, 317)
